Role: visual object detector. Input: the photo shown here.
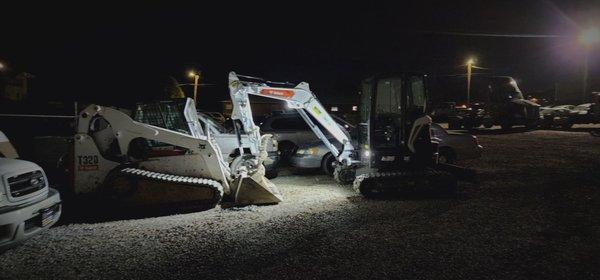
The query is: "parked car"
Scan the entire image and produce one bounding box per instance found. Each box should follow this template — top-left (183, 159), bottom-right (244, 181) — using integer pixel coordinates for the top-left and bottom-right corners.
top-left (290, 139), bottom-right (344, 175)
top-left (197, 112), bottom-right (279, 178)
top-left (259, 112), bottom-right (354, 161)
top-left (430, 102), bottom-right (457, 122)
top-left (431, 123), bottom-right (483, 164)
top-left (566, 103), bottom-right (596, 126)
top-left (539, 104), bottom-right (575, 128)
top-left (546, 103), bottom-right (599, 129)
top-left (290, 123), bottom-right (482, 175)
top-left (0, 131), bottom-right (61, 251)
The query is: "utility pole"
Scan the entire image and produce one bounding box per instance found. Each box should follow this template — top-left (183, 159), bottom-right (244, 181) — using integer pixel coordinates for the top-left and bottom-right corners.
top-left (188, 70), bottom-right (201, 105)
top-left (466, 58), bottom-right (475, 104)
top-left (583, 48), bottom-right (589, 103)
top-left (579, 27), bottom-right (599, 103)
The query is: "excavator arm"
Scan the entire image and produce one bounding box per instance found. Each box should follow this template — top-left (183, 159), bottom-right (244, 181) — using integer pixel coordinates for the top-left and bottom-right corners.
top-left (228, 72), bottom-right (356, 166)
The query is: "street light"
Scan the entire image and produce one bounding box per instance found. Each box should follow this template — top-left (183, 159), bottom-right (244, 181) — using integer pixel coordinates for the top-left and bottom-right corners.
top-left (188, 70), bottom-right (201, 104)
top-left (466, 57), bottom-right (476, 104)
top-left (579, 27), bottom-right (599, 102)
top-left (0, 61), bottom-right (5, 72)
top-left (580, 27), bottom-right (600, 46)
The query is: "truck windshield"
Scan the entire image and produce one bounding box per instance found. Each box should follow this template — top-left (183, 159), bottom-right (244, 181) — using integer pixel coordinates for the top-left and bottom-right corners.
top-left (492, 77), bottom-right (524, 100)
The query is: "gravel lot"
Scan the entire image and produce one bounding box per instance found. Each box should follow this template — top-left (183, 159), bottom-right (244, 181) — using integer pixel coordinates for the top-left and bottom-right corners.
top-left (1, 129), bottom-right (600, 280)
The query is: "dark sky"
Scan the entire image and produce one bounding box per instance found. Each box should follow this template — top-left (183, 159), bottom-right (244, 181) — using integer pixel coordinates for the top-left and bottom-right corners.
top-left (1, 1), bottom-right (598, 108)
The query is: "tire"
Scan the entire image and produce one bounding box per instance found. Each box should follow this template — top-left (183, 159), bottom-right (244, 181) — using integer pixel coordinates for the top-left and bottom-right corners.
top-left (438, 148), bottom-right (456, 164)
top-left (265, 169), bottom-right (278, 179)
top-left (500, 118), bottom-right (512, 131)
top-left (483, 122), bottom-right (493, 129)
top-left (277, 141), bottom-right (297, 162)
top-left (321, 153), bottom-right (336, 176)
top-left (333, 165), bottom-right (355, 185)
top-left (448, 120), bottom-right (461, 130)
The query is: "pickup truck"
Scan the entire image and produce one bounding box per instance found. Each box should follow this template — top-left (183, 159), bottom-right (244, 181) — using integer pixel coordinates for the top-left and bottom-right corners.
top-left (0, 130), bottom-right (61, 251)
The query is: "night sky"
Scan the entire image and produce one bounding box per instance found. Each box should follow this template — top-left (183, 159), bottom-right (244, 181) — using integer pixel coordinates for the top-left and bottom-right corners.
top-left (1, 1), bottom-right (598, 109)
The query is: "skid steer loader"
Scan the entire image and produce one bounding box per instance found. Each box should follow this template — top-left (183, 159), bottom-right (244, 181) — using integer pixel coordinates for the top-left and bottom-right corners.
top-left (227, 72), bottom-right (471, 197)
top-left (71, 98), bottom-right (282, 208)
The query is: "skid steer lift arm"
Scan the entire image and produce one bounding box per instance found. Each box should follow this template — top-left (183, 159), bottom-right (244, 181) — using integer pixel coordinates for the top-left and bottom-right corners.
top-left (228, 72), bottom-right (357, 166)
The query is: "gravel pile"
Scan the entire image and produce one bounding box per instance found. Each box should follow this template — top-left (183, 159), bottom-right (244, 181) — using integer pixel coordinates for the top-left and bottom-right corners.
top-left (1, 129), bottom-right (599, 279)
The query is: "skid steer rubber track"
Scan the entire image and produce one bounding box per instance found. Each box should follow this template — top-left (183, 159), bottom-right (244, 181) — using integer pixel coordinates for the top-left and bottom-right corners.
top-left (102, 167), bottom-right (224, 209)
top-left (353, 169), bottom-right (457, 198)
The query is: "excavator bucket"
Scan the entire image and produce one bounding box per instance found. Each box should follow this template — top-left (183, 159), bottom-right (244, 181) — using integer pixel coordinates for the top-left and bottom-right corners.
top-left (229, 169), bottom-right (283, 206)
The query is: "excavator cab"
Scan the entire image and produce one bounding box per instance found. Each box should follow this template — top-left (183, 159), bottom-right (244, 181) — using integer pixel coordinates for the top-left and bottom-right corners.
top-left (358, 74), bottom-right (435, 172)
top-left (351, 74), bottom-right (458, 196)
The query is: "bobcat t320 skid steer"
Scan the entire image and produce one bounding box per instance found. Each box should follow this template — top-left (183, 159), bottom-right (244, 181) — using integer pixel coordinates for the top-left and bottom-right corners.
top-left (71, 98), bottom-right (282, 208)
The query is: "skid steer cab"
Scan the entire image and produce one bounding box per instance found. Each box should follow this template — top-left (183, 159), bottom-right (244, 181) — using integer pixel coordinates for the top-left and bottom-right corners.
top-left (70, 98), bottom-right (282, 210)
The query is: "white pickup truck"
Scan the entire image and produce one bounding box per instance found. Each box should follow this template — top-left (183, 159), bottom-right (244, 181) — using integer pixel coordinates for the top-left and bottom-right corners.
top-left (0, 131), bottom-right (61, 251)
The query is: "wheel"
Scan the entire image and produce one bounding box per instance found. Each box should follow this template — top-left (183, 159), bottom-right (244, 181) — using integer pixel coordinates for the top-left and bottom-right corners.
top-left (277, 141), bottom-right (297, 162)
top-left (500, 119), bottom-right (512, 130)
top-left (448, 120), bottom-right (461, 130)
top-left (321, 153), bottom-right (336, 176)
top-left (333, 165), bottom-right (355, 185)
top-left (561, 121), bottom-right (573, 129)
top-left (265, 169), bottom-right (278, 179)
top-left (483, 122), bottom-right (493, 129)
top-left (438, 148), bottom-right (456, 164)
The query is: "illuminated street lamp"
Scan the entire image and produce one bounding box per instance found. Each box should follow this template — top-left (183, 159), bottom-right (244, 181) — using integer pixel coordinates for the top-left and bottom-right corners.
top-left (579, 27), bottom-right (599, 101)
top-left (466, 57), bottom-right (476, 104)
top-left (188, 70), bottom-right (201, 104)
top-left (580, 27), bottom-right (600, 46)
top-left (0, 61), bottom-right (5, 72)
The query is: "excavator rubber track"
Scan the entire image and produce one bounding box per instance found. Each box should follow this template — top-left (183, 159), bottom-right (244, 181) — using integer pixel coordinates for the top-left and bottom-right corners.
top-left (353, 168), bottom-right (457, 197)
top-left (102, 167), bottom-right (224, 209)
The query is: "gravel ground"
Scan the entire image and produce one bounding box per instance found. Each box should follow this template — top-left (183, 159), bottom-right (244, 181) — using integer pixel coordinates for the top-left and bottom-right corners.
top-left (1, 129), bottom-right (600, 280)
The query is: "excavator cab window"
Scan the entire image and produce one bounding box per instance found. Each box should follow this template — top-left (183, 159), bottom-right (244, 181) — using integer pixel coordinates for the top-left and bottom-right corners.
top-left (359, 75), bottom-right (428, 150)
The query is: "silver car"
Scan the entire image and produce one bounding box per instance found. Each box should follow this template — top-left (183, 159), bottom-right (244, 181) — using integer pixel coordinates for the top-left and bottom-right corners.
top-left (197, 112), bottom-right (280, 178)
top-left (290, 139), bottom-right (343, 175)
top-left (259, 112), bottom-right (353, 160)
top-left (431, 123), bottom-right (483, 164)
top-left (290, 123), bottom-right (482, 175)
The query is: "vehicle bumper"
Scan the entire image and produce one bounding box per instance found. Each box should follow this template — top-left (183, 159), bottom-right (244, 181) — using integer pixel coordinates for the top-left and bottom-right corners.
top-left (0, 188), bottom-right (61, 250)
top-left (290, 155), bottom-right (322, 169)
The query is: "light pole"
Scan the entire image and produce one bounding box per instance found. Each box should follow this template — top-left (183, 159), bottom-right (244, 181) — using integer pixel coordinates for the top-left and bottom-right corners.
top-left (188, 70), bottom-right (201, 104)
top-left (579, 27), bottom-right (599, 102)
top-left (466, 57), bottom-right (476, 104)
